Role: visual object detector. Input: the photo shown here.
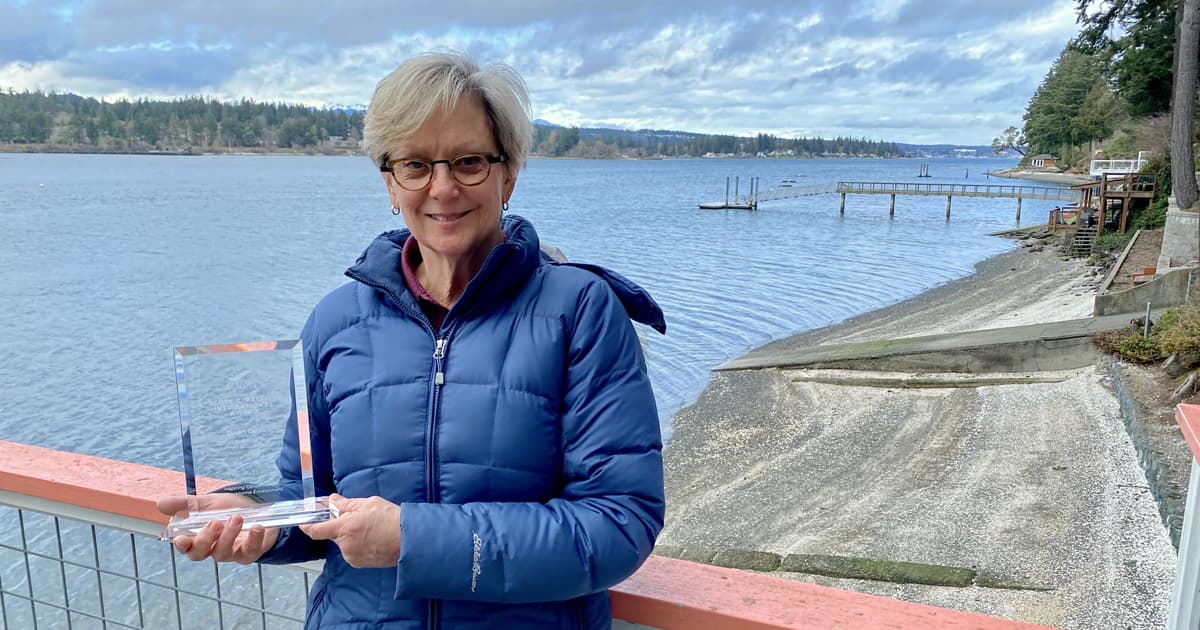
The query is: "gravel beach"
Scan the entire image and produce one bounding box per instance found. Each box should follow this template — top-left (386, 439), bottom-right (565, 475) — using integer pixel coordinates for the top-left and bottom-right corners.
top-left (660, 242), bottom-right (1178, 629)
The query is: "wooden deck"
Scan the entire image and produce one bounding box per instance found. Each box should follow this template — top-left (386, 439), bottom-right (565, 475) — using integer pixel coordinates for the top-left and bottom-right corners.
top-left (1071, 173), bottom-right (1157, 237)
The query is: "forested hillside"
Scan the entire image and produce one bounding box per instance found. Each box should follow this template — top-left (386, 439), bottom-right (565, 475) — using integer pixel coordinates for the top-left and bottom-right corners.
top-left (0, 89), bottom-right (906, 158)
top-left (0, 90), bottom-right (363, 152)
top-left (536, 124), bottom-right (905, 158)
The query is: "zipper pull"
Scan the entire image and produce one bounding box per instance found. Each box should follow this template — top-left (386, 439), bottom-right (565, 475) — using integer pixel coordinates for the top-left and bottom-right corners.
top-left (433, 338), bottom-right (447, 386)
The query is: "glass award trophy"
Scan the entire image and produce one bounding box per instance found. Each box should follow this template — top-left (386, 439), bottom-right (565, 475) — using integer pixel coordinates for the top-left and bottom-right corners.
top-left (161, 339), bottom-right (336, 540)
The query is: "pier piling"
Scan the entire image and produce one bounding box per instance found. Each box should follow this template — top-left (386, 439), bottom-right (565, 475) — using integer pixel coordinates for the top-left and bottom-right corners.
top-left (945, 195), bottom-right (952, 219)
top-left (839, 193), bottom-right (846, 215)
top-left (889, 194), bottom-right (896, 218)
top-left (1015, 197), bottom-right (1022, 222)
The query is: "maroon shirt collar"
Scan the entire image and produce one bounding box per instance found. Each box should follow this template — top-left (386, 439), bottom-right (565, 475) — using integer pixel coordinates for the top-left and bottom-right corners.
top-left (399, 232), bottom-right (509, 331)
top-left (400, 235), bottom-right (449, 331)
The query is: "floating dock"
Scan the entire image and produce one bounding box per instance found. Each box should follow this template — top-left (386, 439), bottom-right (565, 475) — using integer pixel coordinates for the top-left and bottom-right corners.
top-left (698, 176), bottom-right (760, 210)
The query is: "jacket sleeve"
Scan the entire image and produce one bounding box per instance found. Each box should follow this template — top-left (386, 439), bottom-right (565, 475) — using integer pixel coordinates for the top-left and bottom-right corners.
top-left (257, 312), bottom-right (335, 565)
top-left (394, 279), bottom-right (665, 602)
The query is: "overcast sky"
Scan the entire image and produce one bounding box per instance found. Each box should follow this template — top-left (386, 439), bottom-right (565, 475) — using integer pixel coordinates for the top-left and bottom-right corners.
top-left (0, 1), bottom-right (1083, 144)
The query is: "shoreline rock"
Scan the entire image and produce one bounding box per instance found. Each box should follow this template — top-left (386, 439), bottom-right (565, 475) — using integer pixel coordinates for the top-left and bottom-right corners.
top-left (988, 168), bottom-right (1091, 186)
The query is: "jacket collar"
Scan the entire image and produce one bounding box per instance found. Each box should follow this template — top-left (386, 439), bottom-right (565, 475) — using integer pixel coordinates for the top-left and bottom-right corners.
top-left (347, 213), bottom-right (666, 334)
top-left (346, 214), bottom-right (542, 319)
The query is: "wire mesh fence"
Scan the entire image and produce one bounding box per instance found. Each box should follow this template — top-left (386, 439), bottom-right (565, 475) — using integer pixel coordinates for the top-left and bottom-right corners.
top-left (0, 506), bottom-right (312, 630)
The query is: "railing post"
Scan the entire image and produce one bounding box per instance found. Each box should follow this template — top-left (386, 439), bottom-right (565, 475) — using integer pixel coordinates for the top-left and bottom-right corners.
top-left (1169, 460), bottom-right (1200, 628)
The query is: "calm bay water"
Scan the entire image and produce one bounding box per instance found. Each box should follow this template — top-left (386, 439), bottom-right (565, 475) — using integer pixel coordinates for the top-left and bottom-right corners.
top-left (0, 153), bottom-right (1054, 466)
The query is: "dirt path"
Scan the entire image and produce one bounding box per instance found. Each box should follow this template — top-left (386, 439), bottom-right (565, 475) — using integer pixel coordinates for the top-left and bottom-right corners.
top-left (1109, 229), bottom-right (1163, 292)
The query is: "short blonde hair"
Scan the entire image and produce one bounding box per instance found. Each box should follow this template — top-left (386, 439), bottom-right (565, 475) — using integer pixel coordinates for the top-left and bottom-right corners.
top-left (362, 52), bottom-right (533, 176)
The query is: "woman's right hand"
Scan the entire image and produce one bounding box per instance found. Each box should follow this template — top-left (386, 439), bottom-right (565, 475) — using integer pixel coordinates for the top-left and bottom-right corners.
top-left (156, 494), bottom-right (280, 564)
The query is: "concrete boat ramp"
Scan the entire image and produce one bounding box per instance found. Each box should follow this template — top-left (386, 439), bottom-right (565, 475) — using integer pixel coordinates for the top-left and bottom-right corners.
top-left (661, 306), bottom-right (1177, 628)
top-left (717, 310), bottom-right (1160, 374)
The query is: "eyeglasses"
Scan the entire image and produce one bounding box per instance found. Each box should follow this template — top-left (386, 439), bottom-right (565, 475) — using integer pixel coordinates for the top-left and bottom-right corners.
top-left (381, 153), bottom-right (507, 191)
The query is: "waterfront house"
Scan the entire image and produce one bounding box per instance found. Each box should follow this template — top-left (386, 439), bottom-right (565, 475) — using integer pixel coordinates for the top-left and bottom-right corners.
top-left (1031, 154), bottom-right (1056, 168)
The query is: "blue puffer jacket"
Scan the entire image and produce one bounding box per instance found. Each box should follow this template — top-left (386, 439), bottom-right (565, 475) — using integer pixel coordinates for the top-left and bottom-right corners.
top-left (259, 214), bottom-right (666, 629)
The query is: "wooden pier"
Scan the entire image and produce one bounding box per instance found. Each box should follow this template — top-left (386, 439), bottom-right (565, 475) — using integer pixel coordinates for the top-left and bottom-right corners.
top-left (700, 179), bottom-right (1083, 221)
top-left (834, 181), bottom-right (1079, 220)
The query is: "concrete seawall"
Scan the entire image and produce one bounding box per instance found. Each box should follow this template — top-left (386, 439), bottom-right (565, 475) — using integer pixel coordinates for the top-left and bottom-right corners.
top-left (1094, 267), bottom-right (1194, 316)
top-left (717, 313), bottom-right (1144, 375)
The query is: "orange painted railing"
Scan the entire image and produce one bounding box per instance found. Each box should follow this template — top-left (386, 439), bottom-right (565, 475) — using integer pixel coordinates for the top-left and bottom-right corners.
top-left (1171, 404), bottom-right (1200, 628)
top-left (0, 440), bottom-right (1054, 629)
top-left (1174, 404), bottom-right (1200, 467)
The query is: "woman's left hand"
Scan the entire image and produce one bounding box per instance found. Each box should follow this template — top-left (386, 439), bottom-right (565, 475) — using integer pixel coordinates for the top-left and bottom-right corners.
top-left (300, 494), bottom-right (401, 568)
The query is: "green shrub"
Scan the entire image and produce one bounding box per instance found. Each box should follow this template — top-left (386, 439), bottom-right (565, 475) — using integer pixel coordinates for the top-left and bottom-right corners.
top-left (1094, 230), bottom-right (1131, 253)
top-left (1132, 196), bottom-right (1169, 231)
top-left (1160, 304), bottom-right (1200, 355)
top-left (1156, 306), bottom-right (1181, 330)
top-left (1118, 333), bottom-right (1164, 362)
top-left (1105, 131), bottom-right (1138, 159)
top-left (1093, 305), bottom-right (1200, 363)
top-left (1093, 327), bottom-right (1134, 355)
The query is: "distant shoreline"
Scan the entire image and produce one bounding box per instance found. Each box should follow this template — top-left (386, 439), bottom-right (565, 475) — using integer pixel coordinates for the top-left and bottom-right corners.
top-left (0, 143), bottom-right (1014, 161)
top-left (987, 167), bottom-right (1090, 185)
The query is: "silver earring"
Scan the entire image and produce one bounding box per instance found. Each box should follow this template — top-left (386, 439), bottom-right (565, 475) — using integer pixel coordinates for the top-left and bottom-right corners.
top-left (502, 201), bottom-right (509, 212)
top-left (391, 206), bottom-right (401, 216)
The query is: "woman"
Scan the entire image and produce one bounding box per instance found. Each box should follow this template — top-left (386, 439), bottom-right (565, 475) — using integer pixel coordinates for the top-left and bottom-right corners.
top-left (158, 52), bottom-right (666, 628)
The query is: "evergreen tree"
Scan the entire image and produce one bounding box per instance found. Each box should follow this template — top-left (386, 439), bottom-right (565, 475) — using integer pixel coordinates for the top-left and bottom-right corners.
top-left (1022, 47), bottom-right (1107, 158)
top-left (1075, 0), bottom-right (1177, 116)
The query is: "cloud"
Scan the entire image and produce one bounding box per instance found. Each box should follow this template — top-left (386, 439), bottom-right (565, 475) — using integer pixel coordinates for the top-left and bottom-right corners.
top-left (879, 49), bottom-right (993, 88)
top-left (0, 3), bottom-right (75, 62)
top-left (0, 0), bottom-right (1086, 144)
top-left (68, 44), bottom-right (241, 92)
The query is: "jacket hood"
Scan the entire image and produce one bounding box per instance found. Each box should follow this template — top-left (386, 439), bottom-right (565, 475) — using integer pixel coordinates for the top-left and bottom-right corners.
top-left (549, 260), bottom-right (666, 334)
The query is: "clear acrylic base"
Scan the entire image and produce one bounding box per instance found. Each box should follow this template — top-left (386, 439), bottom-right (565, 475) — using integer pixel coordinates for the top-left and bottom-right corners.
top-left (161, 497), bottom-right (338, 540)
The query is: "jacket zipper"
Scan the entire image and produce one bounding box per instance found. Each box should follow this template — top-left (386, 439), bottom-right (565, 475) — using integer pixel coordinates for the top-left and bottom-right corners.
top-left (426, 332), bottom-right (451, 630)
top-left (345, 269), bottom-right (447, 630)
top-left (426, 331), bottom-right (452, 503)
top-left (428, 599), bottom-right (441, 630)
